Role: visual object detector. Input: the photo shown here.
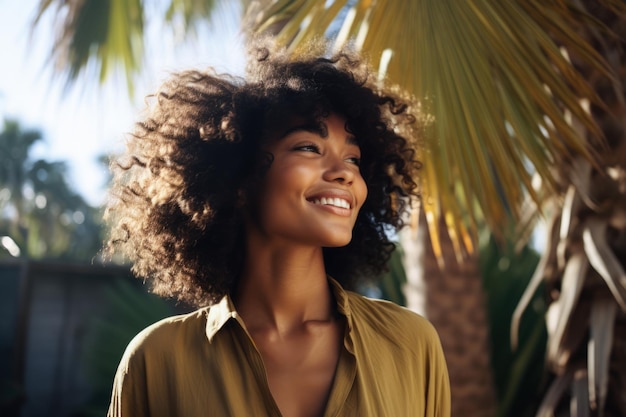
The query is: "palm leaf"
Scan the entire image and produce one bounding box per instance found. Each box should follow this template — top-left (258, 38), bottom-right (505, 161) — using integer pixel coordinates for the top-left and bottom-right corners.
top-left (165, 0), bottom-right (219, 27)
top-left (32, 0), bottom-right (231, 95)
top-left (587, 294), bottom-right (616, 413)
top-left (34, 0), bottom-right (144, 94)
top-left (251, 0), bottom-right (613, 257)
top-left (479, 233), bottom-right (545, 417)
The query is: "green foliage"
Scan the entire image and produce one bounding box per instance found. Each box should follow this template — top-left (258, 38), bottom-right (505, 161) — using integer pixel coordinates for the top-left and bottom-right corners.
top-left (33, 0), bottom-right (231, 95)
top-left (76, 279), bottom-right (180, 416)
top-left (34, 0), bottom-right (145, 94)
top-left (0, 119), bottom-right (104, 262)
top-left (375, 244), bottom-right (407, 305)
top-left (165, 0), bottom-right (220, 30)
top-left (479, 233), bottom-right (547, 417)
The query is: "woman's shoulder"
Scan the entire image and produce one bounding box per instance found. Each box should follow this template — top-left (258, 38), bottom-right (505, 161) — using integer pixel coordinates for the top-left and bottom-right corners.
top-left (118, 307), bottom-right (211, 366)
top-left (345, 289), bottom-right (431, 326)
top-left (344, 290), bottom-right (441, 347)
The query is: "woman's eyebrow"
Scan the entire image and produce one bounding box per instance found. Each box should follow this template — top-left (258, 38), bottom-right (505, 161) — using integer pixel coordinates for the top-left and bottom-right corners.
top-left (280, 122), bottom-right (359, 146)
top-left (280, 121), bottom-right (327, 139)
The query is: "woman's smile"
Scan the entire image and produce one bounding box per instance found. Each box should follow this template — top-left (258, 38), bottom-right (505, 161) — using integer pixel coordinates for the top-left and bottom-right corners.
top-left (306, 189), bottom-right (354, 216)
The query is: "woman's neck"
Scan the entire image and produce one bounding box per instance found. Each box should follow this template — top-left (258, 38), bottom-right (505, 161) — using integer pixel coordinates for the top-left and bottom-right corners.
top-left (234, 242), bottom-right (335, 336)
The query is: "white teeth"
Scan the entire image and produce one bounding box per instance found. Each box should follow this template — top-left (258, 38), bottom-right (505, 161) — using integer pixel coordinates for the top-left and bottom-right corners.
top-left (312, 197), bottom-right (350, 209)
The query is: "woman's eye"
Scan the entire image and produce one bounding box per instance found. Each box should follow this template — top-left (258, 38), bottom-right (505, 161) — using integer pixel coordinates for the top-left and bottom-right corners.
top-left (346, 156), bottom-right (361, 166)
top-left (295, 144), bottom-right (320, 153)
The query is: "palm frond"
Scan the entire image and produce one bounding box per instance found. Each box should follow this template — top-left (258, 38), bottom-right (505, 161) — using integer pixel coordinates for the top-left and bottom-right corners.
top-left (252, 0), bottom-right (611, 257)
top-left (165, 0), bottom-right (219, 28)
top-left (582, 217), bottom-right (626, 310)
top-left (571, 369), bottom-right (591, 417)
top-left (588, 294), bottom-right (616, 413)
top-left (31, 0), bottom-right (234, 94)
top-left (545, 251), bottom-right (587, 371)
top-left (536, 368), bottom-right (574, 417)
top-left (34, 0), bottom-right (145, 94)
top-left (511, 211), bottom-right (559, 349)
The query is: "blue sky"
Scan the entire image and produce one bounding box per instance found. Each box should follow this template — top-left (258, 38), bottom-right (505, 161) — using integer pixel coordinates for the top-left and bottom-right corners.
top-left (0, 1), bottom-right (245, 205)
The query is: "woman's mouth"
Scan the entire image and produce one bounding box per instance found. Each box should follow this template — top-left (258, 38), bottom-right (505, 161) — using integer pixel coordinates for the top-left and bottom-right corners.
top-left (309, 197), bottom-right (351, 209)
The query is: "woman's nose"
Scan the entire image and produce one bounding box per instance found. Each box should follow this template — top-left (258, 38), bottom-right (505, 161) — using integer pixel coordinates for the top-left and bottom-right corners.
top-left (322, 155), bottom-right (355, 184)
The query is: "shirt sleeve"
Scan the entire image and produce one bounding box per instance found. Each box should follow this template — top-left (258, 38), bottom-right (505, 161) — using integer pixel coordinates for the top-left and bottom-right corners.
top-left (107, 343), bottom-right (151, 417)
top-left (424, 324), bottom-right (451, 417)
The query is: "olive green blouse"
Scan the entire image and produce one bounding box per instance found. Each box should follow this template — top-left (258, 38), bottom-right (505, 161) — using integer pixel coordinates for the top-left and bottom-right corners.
top-left (108, 279), bottom-right (450, 417)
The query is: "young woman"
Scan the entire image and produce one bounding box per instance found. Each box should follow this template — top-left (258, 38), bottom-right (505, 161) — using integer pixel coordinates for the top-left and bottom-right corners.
top-left (106, 44), bottom-right (450, 417)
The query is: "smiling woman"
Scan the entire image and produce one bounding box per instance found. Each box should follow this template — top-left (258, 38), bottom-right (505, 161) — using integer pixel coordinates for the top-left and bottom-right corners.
top-left (105, 41), bottom-right (450, 417)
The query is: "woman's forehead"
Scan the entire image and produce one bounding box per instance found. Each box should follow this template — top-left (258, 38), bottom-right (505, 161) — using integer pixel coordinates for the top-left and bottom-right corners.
top-left (263, 112), bottom-right (357, 144)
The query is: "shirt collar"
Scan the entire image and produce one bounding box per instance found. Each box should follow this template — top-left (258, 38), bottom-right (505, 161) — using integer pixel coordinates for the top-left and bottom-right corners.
top-left (205, 294), bottom-right (239, 341)
top-left (204, 276), bottom-right (354, 342)
top-left (328, 276), bottom-right (353, 333)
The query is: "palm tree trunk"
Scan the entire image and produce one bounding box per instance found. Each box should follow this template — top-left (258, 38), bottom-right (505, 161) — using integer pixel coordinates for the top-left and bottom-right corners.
top-left (401, 213), bottom-right (497, 417)
top-left (519, 3), bottom-right (626, 415)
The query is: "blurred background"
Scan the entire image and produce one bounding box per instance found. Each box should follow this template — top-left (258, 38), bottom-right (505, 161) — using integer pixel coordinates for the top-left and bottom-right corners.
top-left (1, 1), bottom-right (624, 417)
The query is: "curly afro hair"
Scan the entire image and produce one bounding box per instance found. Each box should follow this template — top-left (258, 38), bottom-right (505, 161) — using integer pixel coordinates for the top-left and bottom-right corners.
top-left (105, 43), bottom-right (423, 307)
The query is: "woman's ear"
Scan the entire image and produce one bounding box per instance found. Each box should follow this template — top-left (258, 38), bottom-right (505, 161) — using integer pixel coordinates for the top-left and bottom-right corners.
top-left (236, 187), bottom-right (248, 209)
top-left (257, 150), bottom-right (274, 176)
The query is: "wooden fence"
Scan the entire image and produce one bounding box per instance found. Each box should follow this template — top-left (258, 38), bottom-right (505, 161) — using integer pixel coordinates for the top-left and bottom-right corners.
top-left (0, 260), bottom-right (186, 417)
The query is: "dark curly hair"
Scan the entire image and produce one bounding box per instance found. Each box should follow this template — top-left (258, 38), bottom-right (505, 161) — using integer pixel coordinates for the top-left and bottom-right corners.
top-left (105, 43), bottom-right (423, 307)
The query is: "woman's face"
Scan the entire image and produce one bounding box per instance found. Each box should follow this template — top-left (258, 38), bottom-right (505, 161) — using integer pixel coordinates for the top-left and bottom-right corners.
top-left (249, 113), bottom-right (368, 248)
